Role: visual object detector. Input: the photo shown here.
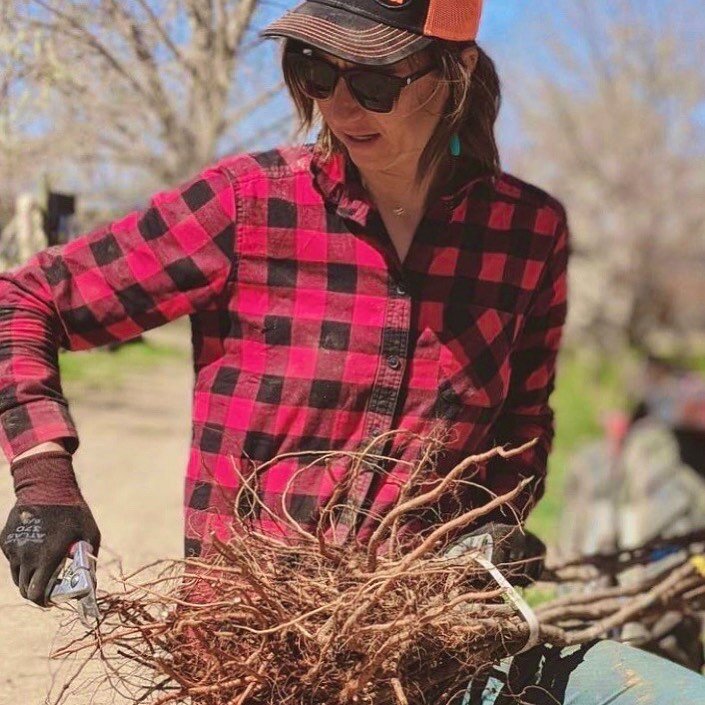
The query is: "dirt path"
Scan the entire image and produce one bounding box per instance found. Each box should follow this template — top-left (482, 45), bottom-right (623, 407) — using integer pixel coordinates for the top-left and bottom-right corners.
top-left (0, 321), bottom-right (193, 705)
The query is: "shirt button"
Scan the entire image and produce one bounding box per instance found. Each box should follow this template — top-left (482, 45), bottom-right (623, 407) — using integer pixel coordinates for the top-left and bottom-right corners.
top-left (387, 355), bottom-right (401, 370)
top-left (370, 426), bottom-right (381, 437)
top-left (395, 282), bottom-right (407, 297)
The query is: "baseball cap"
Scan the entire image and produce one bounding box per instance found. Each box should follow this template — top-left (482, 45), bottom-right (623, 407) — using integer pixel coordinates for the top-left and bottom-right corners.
top-left (261, 0), bottom-right (483, 66)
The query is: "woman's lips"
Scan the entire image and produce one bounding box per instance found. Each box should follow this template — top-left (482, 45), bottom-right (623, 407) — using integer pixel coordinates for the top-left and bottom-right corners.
top-left (342, 132), bottom-right (381, 145)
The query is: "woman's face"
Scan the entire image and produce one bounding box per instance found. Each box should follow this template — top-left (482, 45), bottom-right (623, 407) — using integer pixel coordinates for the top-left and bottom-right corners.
top-left (314, 49), bottom-right (450, 176)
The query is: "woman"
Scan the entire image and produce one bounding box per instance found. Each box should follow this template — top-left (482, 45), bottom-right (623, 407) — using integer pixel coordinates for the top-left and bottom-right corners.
top-left (1, 1), bottom-right (703, 702)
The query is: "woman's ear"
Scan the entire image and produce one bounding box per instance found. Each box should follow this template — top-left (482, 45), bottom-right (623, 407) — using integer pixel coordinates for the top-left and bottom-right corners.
top-left (460, 45), bottom-right (479, 75)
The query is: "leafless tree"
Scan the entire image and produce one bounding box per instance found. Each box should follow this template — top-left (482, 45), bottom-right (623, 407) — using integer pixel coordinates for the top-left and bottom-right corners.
top-left (8, 0), bottom-right (295, 204)
top-left (0, 1), bottom-right (53, 209)
top-left (509, 0), bottom-right (705, 355)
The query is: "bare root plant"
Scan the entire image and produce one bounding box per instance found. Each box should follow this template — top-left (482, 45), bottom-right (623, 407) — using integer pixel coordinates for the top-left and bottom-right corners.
top-left (49, 431), bottom-right (705, 705)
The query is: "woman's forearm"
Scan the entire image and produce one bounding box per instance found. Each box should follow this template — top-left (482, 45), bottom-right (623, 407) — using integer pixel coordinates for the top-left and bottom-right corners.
top-left (12, 441), bottom-right (66, 463)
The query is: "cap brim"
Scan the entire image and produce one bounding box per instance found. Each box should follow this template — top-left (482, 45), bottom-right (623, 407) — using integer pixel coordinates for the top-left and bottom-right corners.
top-left (260, 2), bottom-right (432, 67)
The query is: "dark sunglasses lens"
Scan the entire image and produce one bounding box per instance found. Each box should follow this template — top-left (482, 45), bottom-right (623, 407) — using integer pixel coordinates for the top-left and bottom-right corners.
top-left (348, 72), bottom-right (400, 113)
top-left (288, 54), bottom-right (337, 99)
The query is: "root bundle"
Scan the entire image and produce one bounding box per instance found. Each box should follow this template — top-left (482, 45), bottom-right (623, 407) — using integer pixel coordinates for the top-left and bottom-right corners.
top-left (50, 432), bottom-right (705, 705)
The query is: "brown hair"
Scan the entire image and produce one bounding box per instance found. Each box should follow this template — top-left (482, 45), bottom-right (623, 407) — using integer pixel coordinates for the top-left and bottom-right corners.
top-left (281, 39), bottom-right (502, 199)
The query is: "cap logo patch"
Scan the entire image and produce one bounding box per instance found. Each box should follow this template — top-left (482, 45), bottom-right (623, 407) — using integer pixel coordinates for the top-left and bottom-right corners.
top-left (374, 0), bottom-right (414, 9)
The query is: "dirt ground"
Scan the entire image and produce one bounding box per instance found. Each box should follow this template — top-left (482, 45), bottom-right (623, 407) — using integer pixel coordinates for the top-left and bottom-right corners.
top-left (0, 320), bottom-right (194, 705)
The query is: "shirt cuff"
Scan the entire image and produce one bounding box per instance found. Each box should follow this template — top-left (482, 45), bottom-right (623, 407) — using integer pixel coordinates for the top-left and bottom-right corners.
top-left (0, 399), bottom-right (79, 462)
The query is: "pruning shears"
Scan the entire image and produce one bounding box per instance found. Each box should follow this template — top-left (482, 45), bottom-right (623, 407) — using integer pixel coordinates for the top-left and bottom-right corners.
top-left (46, 540), bottom-right (100, 628)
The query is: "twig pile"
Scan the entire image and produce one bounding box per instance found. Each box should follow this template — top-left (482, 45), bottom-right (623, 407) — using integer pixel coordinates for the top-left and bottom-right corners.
top-left (537, 555), bottom-right (705, 644)
top-left (538, 530), bottom-right (705, 649)
top-left (49, 432), bottom-right (705, 705)
top-left (544, 528), bottom-right (705, 581)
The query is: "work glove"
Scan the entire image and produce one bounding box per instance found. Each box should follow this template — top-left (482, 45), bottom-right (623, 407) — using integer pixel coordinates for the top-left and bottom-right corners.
top-left (0, 450), bottom-right (101, 606)
top-left (464, 522), bottom-right (546, 587)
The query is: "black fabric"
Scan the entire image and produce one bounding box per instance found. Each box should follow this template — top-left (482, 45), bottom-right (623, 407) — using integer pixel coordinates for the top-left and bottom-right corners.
top-left (260, 1), bottom-right (433, 66)
top-left (0, 503), bottom-right (101, 606)
top-left (308, 0), bottom-right (429, 34)
top-left (674, 428), bottom-right (705, 478)
top-left (44, 192), bottom-right (75, 246)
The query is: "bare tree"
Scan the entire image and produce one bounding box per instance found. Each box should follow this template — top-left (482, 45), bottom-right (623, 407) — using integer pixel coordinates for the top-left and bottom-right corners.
top-left (509, 0), bottom-right (705, 355)
top-left (0, 1), bottom-right (54, 207)
top-left (10, 0), bottom-right (294, 201)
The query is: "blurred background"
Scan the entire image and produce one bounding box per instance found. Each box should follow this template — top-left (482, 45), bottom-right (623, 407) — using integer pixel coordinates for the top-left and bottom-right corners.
top-left (1, 0), bottom-right (705, 698)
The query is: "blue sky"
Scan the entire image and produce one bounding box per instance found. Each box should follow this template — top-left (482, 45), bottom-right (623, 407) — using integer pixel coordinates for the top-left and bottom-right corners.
top-left (477, 2), bottom-right (527, 40)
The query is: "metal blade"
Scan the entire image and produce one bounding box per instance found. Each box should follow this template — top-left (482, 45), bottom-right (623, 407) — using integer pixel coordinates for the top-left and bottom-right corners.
top-left (47, 540), bottom-right (100, 628)
top-left (77, 590), bottom-right (100, 628)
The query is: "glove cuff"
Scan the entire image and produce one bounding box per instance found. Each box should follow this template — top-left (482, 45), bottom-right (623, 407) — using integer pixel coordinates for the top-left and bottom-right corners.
top-left (10, 451), bottom-right (84, 506)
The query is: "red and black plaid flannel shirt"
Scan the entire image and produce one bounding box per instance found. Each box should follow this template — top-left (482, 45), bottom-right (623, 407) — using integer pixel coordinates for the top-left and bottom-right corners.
top-left (0, 145), bottom-right (569, 558)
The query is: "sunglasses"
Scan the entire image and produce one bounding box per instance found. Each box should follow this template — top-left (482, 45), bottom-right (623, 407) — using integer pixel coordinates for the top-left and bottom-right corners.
top-left (285, 46), bottom-right (437, 114)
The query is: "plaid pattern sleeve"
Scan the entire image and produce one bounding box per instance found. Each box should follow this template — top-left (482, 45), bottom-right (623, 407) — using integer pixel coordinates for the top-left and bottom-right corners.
top-left (483, 211), bottom-right (570, 522)
top-left (0, 165), bottom-right (237, 460)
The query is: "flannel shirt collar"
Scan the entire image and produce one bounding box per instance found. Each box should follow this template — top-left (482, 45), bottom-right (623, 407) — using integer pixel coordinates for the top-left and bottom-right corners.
top-left (309, 148), bottom-right (496, 226)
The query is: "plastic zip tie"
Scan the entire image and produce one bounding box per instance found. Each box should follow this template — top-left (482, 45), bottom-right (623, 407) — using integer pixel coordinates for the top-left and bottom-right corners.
top-left (446, 533), bottom-right (540, 654)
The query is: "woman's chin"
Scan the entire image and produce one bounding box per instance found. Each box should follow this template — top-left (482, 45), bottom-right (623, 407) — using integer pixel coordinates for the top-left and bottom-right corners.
top-left (343, 144), bottom-right (387, 169)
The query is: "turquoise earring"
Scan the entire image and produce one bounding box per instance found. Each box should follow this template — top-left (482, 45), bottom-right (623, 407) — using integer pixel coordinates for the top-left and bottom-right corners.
top-left (449, 133), bottom-right (461, 157)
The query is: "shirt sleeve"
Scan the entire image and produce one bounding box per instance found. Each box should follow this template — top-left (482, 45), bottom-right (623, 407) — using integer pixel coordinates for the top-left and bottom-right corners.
top-left (0, 164), bottom-right (237, 461)
top-left (482, 211), bottom-right (570, 523)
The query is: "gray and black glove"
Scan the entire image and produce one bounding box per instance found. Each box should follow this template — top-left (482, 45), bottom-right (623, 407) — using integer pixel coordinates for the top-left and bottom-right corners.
top-left (467, 522), bottom-right (546, 587)
top-left (1, 451), bottom-right (101, 606)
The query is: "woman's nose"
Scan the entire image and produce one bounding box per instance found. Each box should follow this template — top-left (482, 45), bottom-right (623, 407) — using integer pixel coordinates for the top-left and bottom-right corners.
top-left (330, 76), bottom-right (362, 115)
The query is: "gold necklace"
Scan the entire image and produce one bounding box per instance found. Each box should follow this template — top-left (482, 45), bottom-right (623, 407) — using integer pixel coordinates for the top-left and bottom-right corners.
top-left (360, 175), bottom-right (408, 217)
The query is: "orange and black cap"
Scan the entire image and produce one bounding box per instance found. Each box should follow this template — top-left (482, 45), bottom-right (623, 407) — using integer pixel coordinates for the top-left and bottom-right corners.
top-left (261, 0), bottom-right (483, 67)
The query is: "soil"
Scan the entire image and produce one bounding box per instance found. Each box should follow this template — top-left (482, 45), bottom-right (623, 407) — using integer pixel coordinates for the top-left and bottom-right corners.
top-left (0, 320), bottom-right (193, 705)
